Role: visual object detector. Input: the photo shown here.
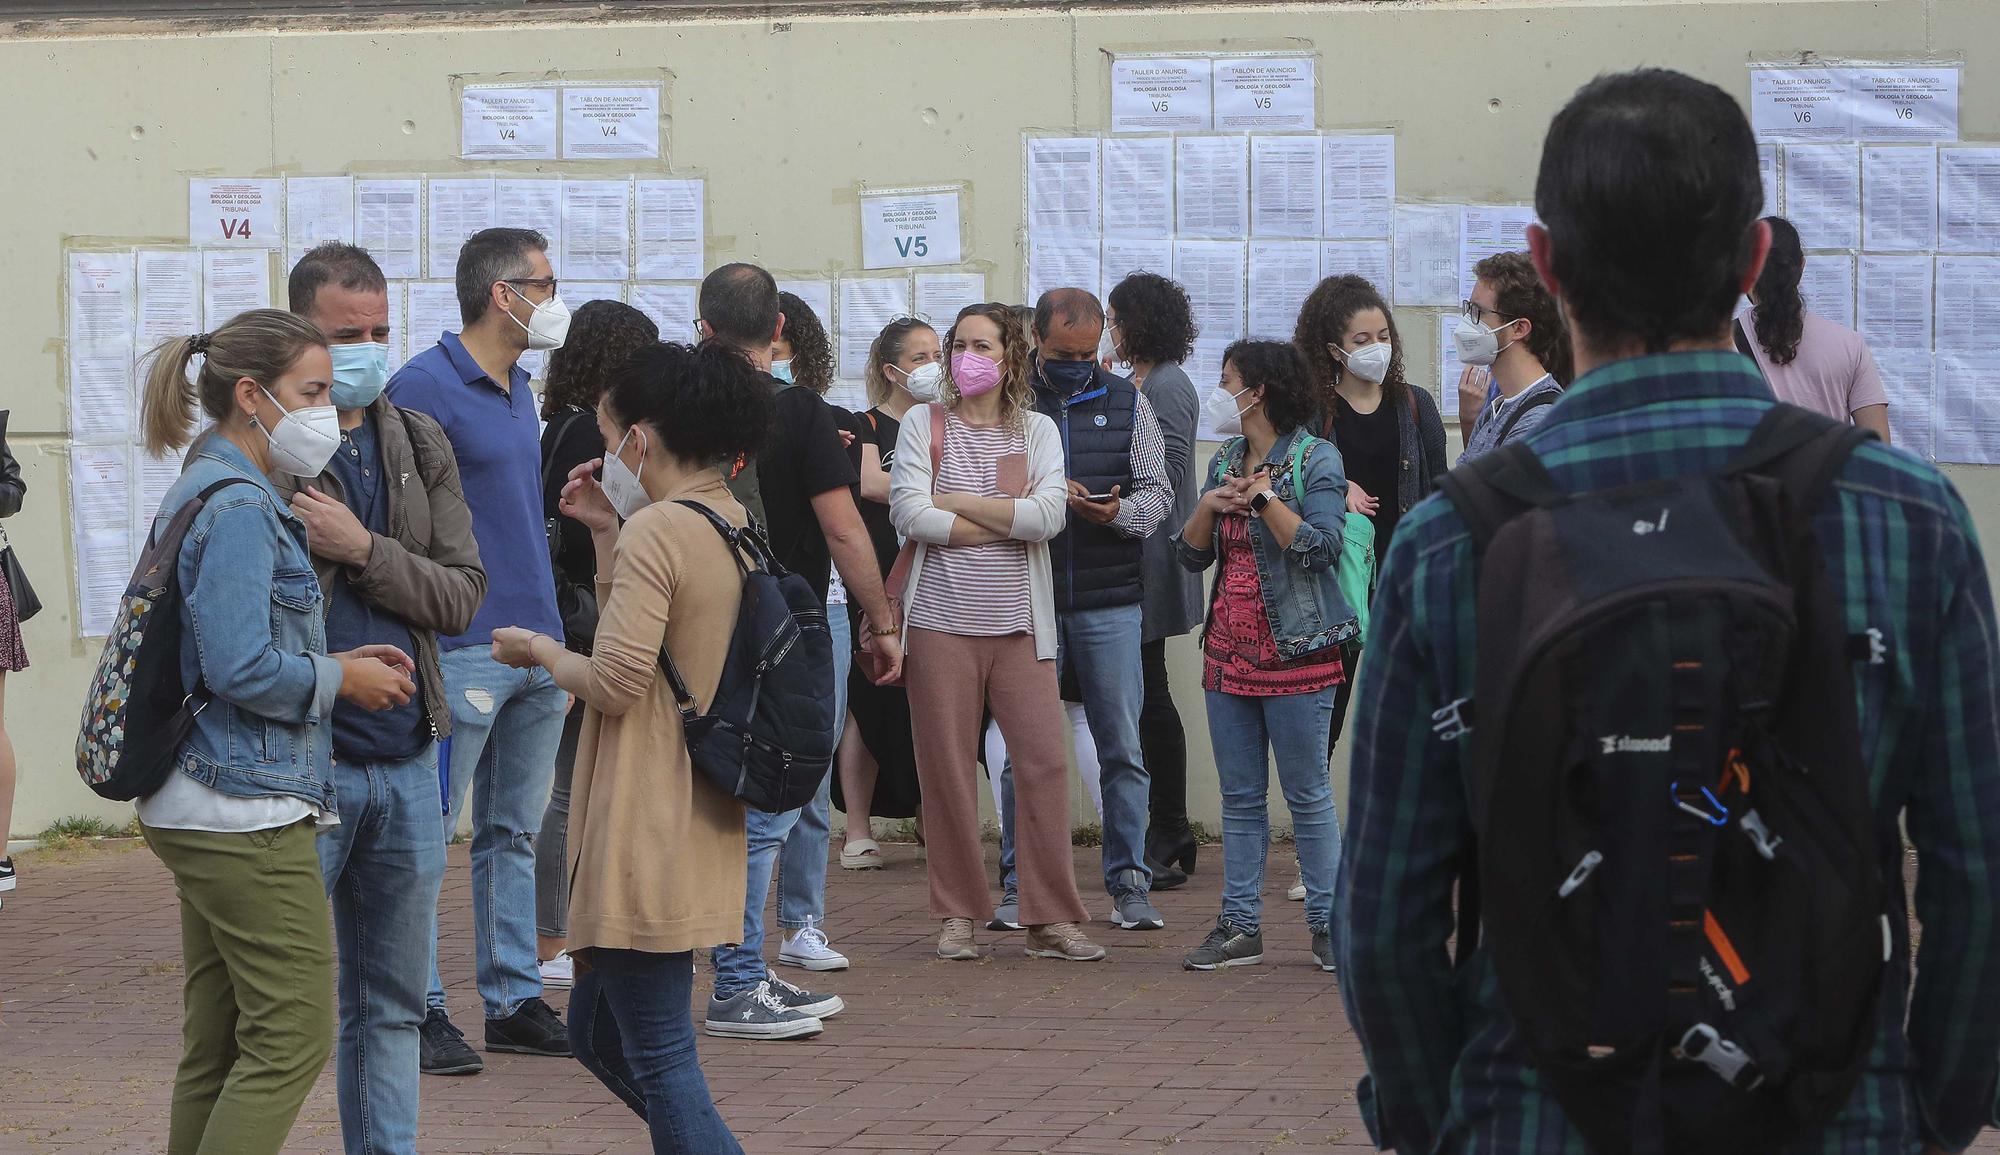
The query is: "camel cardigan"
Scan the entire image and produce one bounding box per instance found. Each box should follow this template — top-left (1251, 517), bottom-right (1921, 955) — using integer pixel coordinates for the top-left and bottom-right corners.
top-left (554, 470), bottom-right (748, 955)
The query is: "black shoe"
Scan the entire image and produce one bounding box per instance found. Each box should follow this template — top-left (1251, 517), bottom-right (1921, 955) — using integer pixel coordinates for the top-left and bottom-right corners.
top-left (1145, 854), bottom-right (1188, 891)
top-left (486, 996), bottom-right (571, 1057)
top-left (420, 1009), bottom-right (484, 1075)
top-left (1146, 824), bottom-right (1199, 876)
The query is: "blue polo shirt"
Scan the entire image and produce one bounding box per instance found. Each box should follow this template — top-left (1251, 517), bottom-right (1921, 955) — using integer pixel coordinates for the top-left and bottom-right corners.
top-left (387, 331), bottom-right (561, 649)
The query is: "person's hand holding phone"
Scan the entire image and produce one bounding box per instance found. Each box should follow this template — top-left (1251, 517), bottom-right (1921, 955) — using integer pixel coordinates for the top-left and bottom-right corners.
top-left (1066, 480), bottom-right (1121, 525)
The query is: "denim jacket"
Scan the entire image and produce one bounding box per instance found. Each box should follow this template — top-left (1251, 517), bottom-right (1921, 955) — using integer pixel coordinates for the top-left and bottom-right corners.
top-left (157, 434), bottom-right (342, 809)
top-left (1173, 426), bottom-right (1359, 659)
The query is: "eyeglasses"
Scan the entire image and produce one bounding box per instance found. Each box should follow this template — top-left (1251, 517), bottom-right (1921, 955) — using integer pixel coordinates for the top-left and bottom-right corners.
top-left (504, 277), bottom-right (559, 296)
top-left (887, 311), bottom-right (933, 325)
top-left (1461, 299), bottom-right (1510, 325)
top-left (691, 318), bottom-right (705, 338)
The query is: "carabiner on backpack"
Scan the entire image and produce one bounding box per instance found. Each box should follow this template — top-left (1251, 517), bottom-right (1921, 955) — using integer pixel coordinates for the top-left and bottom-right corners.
top-left (1671, 782), bottom-right (1730, 826)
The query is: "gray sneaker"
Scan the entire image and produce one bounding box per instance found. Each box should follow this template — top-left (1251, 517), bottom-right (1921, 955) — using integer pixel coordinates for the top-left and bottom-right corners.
top-left (765, 973), bottom-right (845, 1019)
top-left (703, 981), bottom-right (824, 1040)
top-left (1183, 920), bottom-right (1264, 970)
top-left (987, 893), bottom-right (1021, 932)
top-left (1110, 891), bottom-right (1165, 931)
top-left (1311, 929), bottom-right (1337, 973)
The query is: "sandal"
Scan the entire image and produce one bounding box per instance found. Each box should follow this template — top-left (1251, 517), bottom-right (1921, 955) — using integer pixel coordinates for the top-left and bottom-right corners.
top-left (840, 839), bottom-right (885, 870)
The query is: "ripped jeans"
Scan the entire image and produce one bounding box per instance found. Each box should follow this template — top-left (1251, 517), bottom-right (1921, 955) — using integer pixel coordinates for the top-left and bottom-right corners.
top-left (427, 646), bottom-right (567, 1021)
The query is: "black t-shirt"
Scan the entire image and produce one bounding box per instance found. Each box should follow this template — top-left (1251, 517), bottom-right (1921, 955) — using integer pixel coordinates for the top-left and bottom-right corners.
top-left (541, 404), bottom-right (604, 589)
top-left (856, 408), bottom-right (903, 577)
top-left (759, 380), bottom-right (861, 602)
top-left (1331, 391), bottom-right (1402, 553)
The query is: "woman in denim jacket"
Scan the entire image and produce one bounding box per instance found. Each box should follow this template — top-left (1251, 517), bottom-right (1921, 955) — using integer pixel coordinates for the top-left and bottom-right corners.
top-left (1174, 340), bottom-right (1357, 975)
top-left (136, 309), bottom-right (416, 1155)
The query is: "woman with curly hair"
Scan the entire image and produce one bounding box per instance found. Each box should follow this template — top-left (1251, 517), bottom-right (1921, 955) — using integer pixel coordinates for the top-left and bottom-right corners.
top-left (772, 291), bottom-right (836, 396)
top-left (1292, 274), bottom-right (1446, 558)
top-left (535, 299), bottom-right (660, 988)
top-left (1105, 272), bottom-right (1204, 888)
top-left (890, 303), bottom-right (1101, 965)
top-left (1738, 216), bottom-right (1891, 442)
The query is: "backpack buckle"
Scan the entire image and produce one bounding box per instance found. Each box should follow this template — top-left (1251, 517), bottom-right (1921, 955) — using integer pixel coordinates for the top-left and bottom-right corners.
top-left (1678, 1023), bottom-right (1765, 1091)
top-left (1739, 809), bottom-right (1783, 860)
top-left (1670, 782), bottom-right (1730, 826)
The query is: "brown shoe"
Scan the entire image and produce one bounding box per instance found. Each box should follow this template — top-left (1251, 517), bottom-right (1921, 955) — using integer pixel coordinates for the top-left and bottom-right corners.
top-left (937, 918), bottom-right (979, 961)
top-left (1025, 922), bottom-right (1106, 962)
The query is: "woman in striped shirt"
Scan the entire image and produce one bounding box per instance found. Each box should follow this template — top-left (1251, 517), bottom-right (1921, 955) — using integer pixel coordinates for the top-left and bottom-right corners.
top-left (889, 303), bottom-right (1103, 966)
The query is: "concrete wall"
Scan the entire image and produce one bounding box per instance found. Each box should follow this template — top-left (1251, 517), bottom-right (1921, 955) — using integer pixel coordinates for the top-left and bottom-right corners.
top-left (5, 0), bottom-right (1996, 835)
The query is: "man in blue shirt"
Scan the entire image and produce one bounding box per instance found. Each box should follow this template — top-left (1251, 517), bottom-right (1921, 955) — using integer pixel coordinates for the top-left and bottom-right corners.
top-left (281, 243), bottom-right (487, 1153)
top-left (388, 227), bottom-right (573, 1073)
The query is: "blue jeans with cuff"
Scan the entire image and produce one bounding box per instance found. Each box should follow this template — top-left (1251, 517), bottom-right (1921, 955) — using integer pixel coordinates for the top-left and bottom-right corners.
top-left (1205, 685), bottom-right (1340, 936)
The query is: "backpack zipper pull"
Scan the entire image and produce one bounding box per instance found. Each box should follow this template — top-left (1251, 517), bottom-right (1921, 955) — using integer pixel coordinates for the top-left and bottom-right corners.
top-left (1558, 850), bottom-right (1603, 898)
top-left (1739, 809), bottom-right (1783, 860)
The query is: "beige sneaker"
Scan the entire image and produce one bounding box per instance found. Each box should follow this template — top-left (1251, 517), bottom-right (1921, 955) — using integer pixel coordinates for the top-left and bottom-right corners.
top-left (937, 918), bottom-right (979, 961)
top-left (1025, 922), bottom-right (1106, 962)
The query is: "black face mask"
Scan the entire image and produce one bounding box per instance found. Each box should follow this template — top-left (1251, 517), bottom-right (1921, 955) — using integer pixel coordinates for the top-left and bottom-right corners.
top-left (1039, 357), bottom-right (1096, 393)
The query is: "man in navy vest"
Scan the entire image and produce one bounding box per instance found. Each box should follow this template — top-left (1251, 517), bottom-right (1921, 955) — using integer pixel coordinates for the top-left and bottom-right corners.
top-left (995, 287), bottom-right (1174, 933)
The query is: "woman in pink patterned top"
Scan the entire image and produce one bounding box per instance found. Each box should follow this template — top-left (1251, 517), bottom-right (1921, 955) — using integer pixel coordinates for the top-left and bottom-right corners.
top-left (1174, 341), bottom-right (1358, 974)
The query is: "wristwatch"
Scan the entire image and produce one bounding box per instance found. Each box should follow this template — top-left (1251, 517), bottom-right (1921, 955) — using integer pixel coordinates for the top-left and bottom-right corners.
top-left (1249, 489), bottom-right (1278, 516)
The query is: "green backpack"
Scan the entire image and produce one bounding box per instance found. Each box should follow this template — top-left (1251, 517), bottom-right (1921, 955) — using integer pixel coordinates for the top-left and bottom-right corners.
top-left (1210, 434), bottom-right (1376, 643)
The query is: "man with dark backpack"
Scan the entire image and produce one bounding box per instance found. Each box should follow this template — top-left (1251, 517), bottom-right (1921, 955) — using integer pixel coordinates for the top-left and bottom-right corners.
top-left (1337, 69), bottom-right (2000, 1155)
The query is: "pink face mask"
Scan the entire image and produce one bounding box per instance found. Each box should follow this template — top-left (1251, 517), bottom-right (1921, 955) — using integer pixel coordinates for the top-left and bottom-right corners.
top-left (951, 351), bottom-right (1004, 398)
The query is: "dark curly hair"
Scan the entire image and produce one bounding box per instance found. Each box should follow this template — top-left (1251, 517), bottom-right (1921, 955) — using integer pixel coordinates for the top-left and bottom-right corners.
top-left (605, 341), bottom-right (772, 466)
top-left (540, 300), bottom-right (659, 420)
top-left (1223, 340), bottom-right (1315, 435)
top-left (1107, 273), bottom-right (1197, 366)
top-left (1293, 274), bottom-right (1408, 413)
top-left (777, 290), bottom-right (835, 395)
top-left (1473, 251), bottom-right (1574, 386)
top-left (1751, 216), bottom-right (1806, 366)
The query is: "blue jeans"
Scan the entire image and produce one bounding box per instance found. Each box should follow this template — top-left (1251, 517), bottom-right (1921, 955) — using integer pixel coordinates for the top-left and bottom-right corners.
top-left (712, 596), bottom-right (849, 996)
top-left (1205, 686), bottom-right (1340, 935)
top-left (1000, 603), bottom-right (1151, 898)
top-left (318, 746), bottom-right (447, 1155)
top-left (570, 948), bottom-right (744, 1154)
top-left (427, 646), bottom-right (567, 1020)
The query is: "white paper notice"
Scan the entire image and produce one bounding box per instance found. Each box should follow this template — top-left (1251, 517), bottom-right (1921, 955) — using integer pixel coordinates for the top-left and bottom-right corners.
top-left (560, 179), bottom-right (633, 281)
top-left (355, 179), bottom-right (422, 279)
top-left (861, 190), bottom-right (962, 270)
top-left (562, 86), bottom-right (662, 160)
top-left (1322, 134), bottom-right (1396, 239)
top-left (1459, 205), bottom-right (1537, 297)
top-left (189, 178), bottom-right (281, 249)
top-left (1800, 254), bottom-right (1856, 330)
top-left (385, 282), bottom-right (408, 370)
top-left (494, 178), bottom-right (564, 255)
top-left (133, 444), bottom-right (185, 545)
top-left (1028, 235), bottom-right (1100, 308)
top-left (1857, 254), bottom-right (1932, 351)
top-left (1760, 145), bottom-right (1780, 215)
top-left (1250, 135), bottom-right (1321, 238)
top-left (405, 282), bottom-right (461, 350)
top-left (1935, 256), bottom-right (2000, 354)
top-left (460, 86), bottom-right (558, 161)
top-left (1934, 352), bottom-right (2000, 465)
top-left (914, 273), bottom-right (986, 328)
top-left (1176, 135), bottom-right (1249, 239)
top-left (426, 178), bottom-right (496, 281)
top-left (284, 175), bottom-right (354, 262)
top-left (1173, 240), bottom-right (1248, 350)
top-left (629, 282), bottom-right (699, 339)
top-left (1099, 238), bottom-right (1174, 303)
top-left (1438, 313), bottom-right (1464, 421)
top-left (636, 179), bottom-right (704, 281)
top-left (1110, 57), bottom-right (1212, 133)
top-left (1101, 137), bottom-right (1174, 238)
top-left (1214, 58), bottom-right (1316, 133)
top-left (136, 250), bottom-right (200, 352)
top-left (1781, 145), bottom-right (1860, 251)
top-left (71, 446), bottom-right (132, 636)
top-left (1875, 349), bottom-right (1934, 460)
top-left (1026, 137), bottom-right (1101, 237)
top-left (201, 250), bottom-right (269, 328)
top-left (1394, 204), bottom-right (1461, 308)
top-left (776, 280), bottom-right (836, 340)
top-left (563, 283), bottom-right (625, 309)
top-left (1938, 147), bottom-right (2000, 253)
top-left (1246, 240), bottom-right (1319, 339)
top-left (67, 251), bottom-right (135, 443)
top-left (837, 278), bottom-right (912, 381)
top-left (1847, 68), bottom-right (1959, 143)
top-left (1320, 240), bottom-right (1394, 302)
top-left (1751, 69), bottom-right (1850, 142)
top-left (1861, 146), bottom-right (1937, 251)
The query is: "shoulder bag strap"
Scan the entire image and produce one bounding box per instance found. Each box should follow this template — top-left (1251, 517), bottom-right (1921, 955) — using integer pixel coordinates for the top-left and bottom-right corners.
top-left (1723, 404), bottom-right (1870, 519)
top-left (653, 499), bottom-right (756, 720)
top-left (1493, 389), bottom-right (1560, 446)
top-left (1437, 442), bottom-right (1566, 553)
top-left (541, 409), bottom-right (591, 495)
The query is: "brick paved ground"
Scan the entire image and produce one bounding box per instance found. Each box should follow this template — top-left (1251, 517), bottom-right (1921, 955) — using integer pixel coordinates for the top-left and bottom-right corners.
top-left (1, 838), bottom-right (1368, 1154)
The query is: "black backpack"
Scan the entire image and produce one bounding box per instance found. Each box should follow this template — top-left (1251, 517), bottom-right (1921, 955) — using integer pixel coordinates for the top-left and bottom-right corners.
top-left (1439, 405), bottom-right (1888, 1155)
top-left (76, 478), bottom-right (253, 801)
top-left (655, 500), bottom-right (836, 813)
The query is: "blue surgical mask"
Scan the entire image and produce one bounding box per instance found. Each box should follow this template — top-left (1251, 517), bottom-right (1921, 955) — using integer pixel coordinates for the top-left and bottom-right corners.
top-left (328, 342), bottom-right (391, 409)
top-left (1039, 357), bottom-right (1096, 393)
top-left (770, 358), bottom-right (795, 386)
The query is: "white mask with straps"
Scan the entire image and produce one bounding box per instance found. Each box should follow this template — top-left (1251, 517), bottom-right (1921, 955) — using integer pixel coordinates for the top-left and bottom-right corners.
top-left (504, 285), bottom-right (572, 352)
top-left (600, 427), bottom-right (652, 520)
top-left (255, 389), bottom-right (340, 476)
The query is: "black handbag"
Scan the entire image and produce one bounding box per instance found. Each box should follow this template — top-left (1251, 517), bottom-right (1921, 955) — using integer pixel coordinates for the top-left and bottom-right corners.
top-left (1, 524), bottom-right (40, 623)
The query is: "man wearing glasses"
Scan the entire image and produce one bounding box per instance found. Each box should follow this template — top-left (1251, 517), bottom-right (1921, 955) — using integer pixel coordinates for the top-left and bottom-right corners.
top-left (1451, 250), bottom-right (1569, 465)
top-left (389, 227), bottom-right (575, 1074)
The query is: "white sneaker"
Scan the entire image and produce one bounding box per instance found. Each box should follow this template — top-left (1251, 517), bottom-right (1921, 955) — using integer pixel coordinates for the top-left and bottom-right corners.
top-left (538, 951), bottom-right (574, 990)
top-left (1287, 881), bottom-right (1307, 902)
top-left (778, 917), bottom-right (850, 972)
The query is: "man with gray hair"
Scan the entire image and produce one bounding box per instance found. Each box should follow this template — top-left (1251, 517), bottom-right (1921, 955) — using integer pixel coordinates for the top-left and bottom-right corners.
top-left (389, 227), bottom-right (573, 1074)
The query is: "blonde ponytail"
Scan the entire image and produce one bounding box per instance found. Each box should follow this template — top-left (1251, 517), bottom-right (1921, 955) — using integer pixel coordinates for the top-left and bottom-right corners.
top-left (137, 309), bottom-right (326, 457)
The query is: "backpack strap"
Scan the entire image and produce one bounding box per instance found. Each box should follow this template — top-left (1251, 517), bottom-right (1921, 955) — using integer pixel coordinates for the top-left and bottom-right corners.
top-left (1492, 389), bottom-right (1559, 447)
top-left (1438, 441), bottom-right (1567, 552)
top-left (653, 499), bottom-right (762, 720)
top-left (1722, 404), bottom-right (1872, 519)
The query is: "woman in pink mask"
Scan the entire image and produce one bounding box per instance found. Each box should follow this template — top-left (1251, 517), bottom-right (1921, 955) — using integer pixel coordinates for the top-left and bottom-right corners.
top-left (888, 303), bottom-right (1101, 966)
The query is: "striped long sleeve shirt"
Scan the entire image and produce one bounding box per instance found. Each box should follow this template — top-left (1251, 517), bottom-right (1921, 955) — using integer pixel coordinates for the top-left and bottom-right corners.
top-left (1336, 351), bottom-right (2000, 1154)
